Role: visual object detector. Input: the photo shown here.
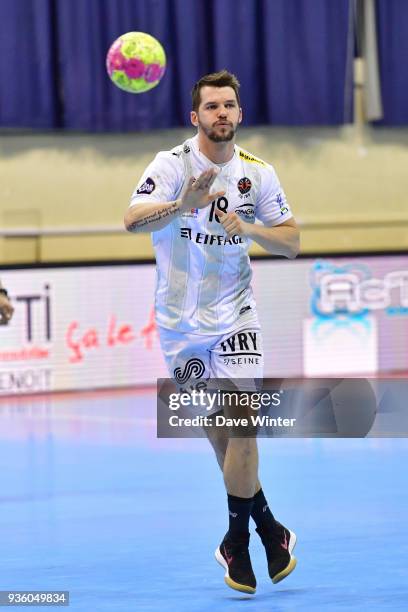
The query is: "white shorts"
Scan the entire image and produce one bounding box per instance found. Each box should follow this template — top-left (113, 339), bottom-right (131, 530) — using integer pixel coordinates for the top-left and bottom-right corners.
top-left (158, 325), bottom-right (264, 405)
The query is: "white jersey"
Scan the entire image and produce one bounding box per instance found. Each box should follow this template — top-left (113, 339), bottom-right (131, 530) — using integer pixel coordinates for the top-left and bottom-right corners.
top-left (130, 134), bottom-right (293, 334)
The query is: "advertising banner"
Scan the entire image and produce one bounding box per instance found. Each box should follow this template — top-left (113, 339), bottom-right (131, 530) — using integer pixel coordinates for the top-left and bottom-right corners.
top-left (1, 254), bottom-right (407, 395)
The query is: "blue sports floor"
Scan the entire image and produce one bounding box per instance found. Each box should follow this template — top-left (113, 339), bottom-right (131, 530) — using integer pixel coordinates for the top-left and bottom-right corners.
top-left (0, 389), bottom-right (407, 611)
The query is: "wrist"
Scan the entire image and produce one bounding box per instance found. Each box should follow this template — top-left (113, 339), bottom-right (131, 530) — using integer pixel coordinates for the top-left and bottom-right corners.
top-left (176, 198), bottom-right (189, 213)
top-left (244, 223), bottom-right (256, 238)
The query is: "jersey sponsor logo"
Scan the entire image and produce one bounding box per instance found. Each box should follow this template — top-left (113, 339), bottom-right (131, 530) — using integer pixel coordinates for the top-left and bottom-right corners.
top-left (235, 202), bottom-right (255, 221)
top-left (238, 150), bottom-right (265, 166)
top-left (180, 208), bottom-right (199, 219)
top-left (219, 330), bottom-right (262, 366)
top-left (174, 358), bottom-right (205, 384)
top-left (277, 192), bottom-right (289, 215)
top-left (237, 177), bottom-right (252, 194)
top-left (220, 331), bottom-right (260, 356)
top-left (136, 177), bottom-right (156, 195)
top-left (180, 227), bottom-right (243, 245)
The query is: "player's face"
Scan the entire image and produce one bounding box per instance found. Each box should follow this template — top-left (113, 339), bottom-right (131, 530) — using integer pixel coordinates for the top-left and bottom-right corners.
top-left (191, 86), bottom-right (242, 143)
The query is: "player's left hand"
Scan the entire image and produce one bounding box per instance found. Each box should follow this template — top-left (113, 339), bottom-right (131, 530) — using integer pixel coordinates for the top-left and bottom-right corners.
top-left (217, 210), bottom-right (250, 238)
top-left (0, 292), bottom-right (14, 326)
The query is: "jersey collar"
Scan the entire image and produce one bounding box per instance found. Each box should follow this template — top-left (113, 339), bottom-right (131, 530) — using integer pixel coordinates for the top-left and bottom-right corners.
top-left (191, 134), bottom-right (237, 170)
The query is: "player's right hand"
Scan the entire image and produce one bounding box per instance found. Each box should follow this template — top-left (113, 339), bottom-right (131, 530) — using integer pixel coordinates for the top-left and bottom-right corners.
top-left (179, 169), bottom-right (225, 212)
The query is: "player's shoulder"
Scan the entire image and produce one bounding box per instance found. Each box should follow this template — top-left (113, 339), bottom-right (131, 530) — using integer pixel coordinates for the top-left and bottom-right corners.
top-left (169, 139), bottom-right (193, 157)
top-left (153, 145), bottom-right (184, 165)
top-left (235, 145), bottom-right (270, 169)
top-left (154, 140), bottom-right (192, 171)
top-left (235, 145), bottom-right (279, 188)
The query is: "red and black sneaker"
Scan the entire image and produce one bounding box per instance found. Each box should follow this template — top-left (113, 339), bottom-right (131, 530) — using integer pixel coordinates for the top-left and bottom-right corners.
top-left (215, 532), bottom-right (256, 594)
top-left (256, 521), bottom-right (297, 584)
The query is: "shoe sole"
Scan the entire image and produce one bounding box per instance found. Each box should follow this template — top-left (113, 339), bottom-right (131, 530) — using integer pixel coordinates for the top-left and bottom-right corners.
top-left (215, 547), bottom-right (256, 594)
top-left (271, 529), bottom-right (297, 584)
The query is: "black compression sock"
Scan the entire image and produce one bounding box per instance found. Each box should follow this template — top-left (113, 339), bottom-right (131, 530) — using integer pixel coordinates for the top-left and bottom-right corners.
top-left (227, 493), bottom-right (254, 538)
top-left (251, 488), bottom-right (277, 531)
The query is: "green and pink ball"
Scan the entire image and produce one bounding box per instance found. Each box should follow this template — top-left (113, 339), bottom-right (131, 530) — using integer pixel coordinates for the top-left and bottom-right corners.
top-left (106, 32), bottom-right (166, 93)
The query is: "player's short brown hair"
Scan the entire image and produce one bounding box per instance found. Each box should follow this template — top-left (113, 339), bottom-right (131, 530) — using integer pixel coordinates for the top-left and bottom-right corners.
top-left (191, 70), bottom-right (241, 111)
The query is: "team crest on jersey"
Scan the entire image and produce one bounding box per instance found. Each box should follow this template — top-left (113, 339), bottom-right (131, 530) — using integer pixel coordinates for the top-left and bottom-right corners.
top-left (238, 150), bottom-right (266, 166)
top-left (238, 177), bottom-right (252, 194)
top-left (183, 144), bottom-right (191, 154)
top-left (136, 177), bottom-right (156, 195)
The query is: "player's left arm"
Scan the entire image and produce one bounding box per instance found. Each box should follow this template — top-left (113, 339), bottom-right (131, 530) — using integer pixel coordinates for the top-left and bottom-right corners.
top-left (219, 163), bottom-right (300, 258)
top-left (246, 217), bottom-right (299, 258)
top-left (218, 213), bottom-right (300, 259)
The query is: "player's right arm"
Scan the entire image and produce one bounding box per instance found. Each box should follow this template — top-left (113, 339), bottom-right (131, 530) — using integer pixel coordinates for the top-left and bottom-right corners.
top-left (125, 166), bottom-right (224, 234)
top-left (125, 199), bottom-right (182, 233)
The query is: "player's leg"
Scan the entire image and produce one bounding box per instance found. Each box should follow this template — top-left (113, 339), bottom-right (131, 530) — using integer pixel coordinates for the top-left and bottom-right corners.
top-left (203, 417), bottom-right (260, 495)
top-left (159, 328), bottom-right (258, 592)
top-left (208, 329), bottom-right (261, 593)
top-left (203, 411), bottom-right (261, 489)
top-left (205, 416), bottom-right (296, 584)
top-left (202, 417), bottom-right (228, 470)
top-left (210, 327), bottom-right (297, 587)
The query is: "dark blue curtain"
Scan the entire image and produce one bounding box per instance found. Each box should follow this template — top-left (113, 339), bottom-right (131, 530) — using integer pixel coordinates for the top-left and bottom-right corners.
top-left (214, 0), bottom-right (351, 126)
top-left (375, 0), bottom-right (408, 125)
top-left (0, 0), bottom-right (352, 131)
top-left (0, 0), bottom-right (58, 129)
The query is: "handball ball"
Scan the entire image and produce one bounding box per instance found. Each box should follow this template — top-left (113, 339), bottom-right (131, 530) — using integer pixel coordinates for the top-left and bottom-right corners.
top-left (106, 32), bottom-right (166, 94)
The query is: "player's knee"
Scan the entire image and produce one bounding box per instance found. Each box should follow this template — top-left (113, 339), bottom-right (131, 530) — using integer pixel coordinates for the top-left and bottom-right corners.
top-left (228, 437), bottom-right (257, 456)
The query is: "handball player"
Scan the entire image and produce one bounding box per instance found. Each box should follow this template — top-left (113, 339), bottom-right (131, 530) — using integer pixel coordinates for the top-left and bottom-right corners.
top-left (125, 70), bottom-right (300, 594)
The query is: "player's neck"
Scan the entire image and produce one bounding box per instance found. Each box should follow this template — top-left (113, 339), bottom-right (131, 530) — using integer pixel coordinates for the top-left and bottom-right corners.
top-left (197, 134), bottom-right (235, 165)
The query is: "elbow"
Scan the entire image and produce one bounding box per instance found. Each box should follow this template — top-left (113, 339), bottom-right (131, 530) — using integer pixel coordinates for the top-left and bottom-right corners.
top-left (287, 245), bottom-right (299, 259)
top-left (124, 211), bottom-right (139, 234)
top-left (124, 220), bottom-right (135, 234)
top-left (286, 234), bottom-right (300, 259)
top-left (124, 211), bottom-right (132, 232)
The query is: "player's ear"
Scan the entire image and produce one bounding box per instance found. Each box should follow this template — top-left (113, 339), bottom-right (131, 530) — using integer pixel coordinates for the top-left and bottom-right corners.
top-left (190, 111), bottom-right (199, 127)
top-left (238, 107), bottom-right (243, 124)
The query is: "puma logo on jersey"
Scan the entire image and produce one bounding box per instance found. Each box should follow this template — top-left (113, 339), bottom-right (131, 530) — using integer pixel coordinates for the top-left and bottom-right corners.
top-left (239, 305), bottom-right (251, 316)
